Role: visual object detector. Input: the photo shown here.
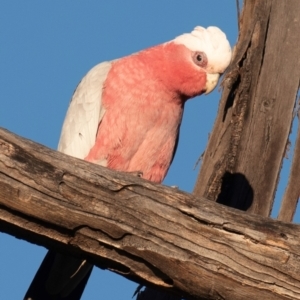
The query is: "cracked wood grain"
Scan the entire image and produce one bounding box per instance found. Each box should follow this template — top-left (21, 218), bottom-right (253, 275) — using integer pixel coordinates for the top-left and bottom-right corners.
top-left (278, 101), bottom-right (300, 222)
top-left (194, 0), bottom-right (300, 218)
top-left (1, 128), bottom-right (300, 300)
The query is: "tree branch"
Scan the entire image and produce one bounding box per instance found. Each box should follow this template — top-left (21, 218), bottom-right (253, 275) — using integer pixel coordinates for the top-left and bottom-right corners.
top-left (194, 0), bottom-right (300, 217)
top-left (278, 99), bottom-right (300, 222)
top-left (1, 127), bottom-right (300, 300)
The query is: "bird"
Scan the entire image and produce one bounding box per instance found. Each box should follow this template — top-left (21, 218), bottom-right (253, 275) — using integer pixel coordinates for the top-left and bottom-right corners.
top-left (24, 26), bottom-right (232, 300)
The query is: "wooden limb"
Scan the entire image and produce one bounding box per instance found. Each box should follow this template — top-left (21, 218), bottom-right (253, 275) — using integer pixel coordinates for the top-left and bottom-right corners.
top-left (278, 99), bottom-right (300, 222)
top-left (1, 128), bottom-right (300, 300)
top-left (194, 0), bottom-right (300, 217)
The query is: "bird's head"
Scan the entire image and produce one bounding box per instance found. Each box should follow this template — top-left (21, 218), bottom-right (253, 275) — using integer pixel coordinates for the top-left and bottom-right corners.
top-left (158, 26), bottom-right (232, 99)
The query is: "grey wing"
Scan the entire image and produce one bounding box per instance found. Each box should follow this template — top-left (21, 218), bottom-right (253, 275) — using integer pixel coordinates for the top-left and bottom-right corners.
top-left (58, 61), bottom-right (112, 159)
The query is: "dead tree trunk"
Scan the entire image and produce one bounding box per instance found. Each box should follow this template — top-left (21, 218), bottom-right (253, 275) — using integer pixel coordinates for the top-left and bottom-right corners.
top-left (194, 0), bottom-right (300, 217)
top-left (1, 128), bottom-right (300, 300)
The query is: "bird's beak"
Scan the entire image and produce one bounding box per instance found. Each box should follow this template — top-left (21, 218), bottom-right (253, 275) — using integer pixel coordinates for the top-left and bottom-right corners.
top-left (204, 73), bottom-right (220, 94)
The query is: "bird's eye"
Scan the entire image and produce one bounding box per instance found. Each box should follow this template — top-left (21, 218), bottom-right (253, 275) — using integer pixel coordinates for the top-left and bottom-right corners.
top-left (196, 54), bottom-right (202, 62)
top-left (192, 51), bottom-right (207, 67)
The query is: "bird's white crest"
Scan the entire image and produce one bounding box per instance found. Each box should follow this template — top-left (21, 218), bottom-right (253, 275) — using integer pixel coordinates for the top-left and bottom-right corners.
top-left (174, 26), bottom-right (232, 73)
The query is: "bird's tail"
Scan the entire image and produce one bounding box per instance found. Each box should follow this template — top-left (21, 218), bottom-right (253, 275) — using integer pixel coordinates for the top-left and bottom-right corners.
top-left (24, 250), bottom-right (93, 300)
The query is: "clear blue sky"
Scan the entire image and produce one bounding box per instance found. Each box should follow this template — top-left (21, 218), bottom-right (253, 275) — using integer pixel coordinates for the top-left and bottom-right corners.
top-left (0, 1), bottom-right (297, 299)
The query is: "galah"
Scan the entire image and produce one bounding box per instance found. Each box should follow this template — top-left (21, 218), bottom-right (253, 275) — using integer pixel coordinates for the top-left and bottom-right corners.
top-left (24, 26), bottom-right (231, 300)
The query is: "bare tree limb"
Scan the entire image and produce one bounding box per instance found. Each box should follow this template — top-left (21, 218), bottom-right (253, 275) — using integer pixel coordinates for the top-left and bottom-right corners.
top-left (1, 127), bottom-right (300, 300)
top-left (278, 96), bottom-right (300, 222)
top-left (194, 0), bottom-right (300, 217)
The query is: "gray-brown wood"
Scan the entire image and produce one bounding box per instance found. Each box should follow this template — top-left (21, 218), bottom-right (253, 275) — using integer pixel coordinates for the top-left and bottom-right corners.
top-left (278, 106), bottom-right (300, 222)
top-left (1, 127), bottom-right (300, 300)
top-left (194, 0), bottom-right (300, 217)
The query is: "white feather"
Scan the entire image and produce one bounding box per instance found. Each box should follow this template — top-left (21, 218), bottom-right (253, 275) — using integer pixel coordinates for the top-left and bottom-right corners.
top-left (57, 61), bottom-right (112, 162)
top-left (173, 26), bottom-right (232, 74)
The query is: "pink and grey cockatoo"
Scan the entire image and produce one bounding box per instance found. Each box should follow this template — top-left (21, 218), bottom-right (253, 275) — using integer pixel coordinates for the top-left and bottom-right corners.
top-left (24, 26), bottom-right (231, 299)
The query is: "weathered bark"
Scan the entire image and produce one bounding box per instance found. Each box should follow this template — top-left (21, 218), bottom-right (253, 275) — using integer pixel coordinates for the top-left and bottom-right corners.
top-left (194, 0), bottom-right (300, 217)
top-left (278, 105), bottom-right (300, 222)
top-left (1, 128), bottom-right (300, 300)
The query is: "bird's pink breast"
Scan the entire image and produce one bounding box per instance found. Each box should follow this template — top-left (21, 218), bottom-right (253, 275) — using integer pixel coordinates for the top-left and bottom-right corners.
top-left (85, 46), bottom-right (185, 183)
